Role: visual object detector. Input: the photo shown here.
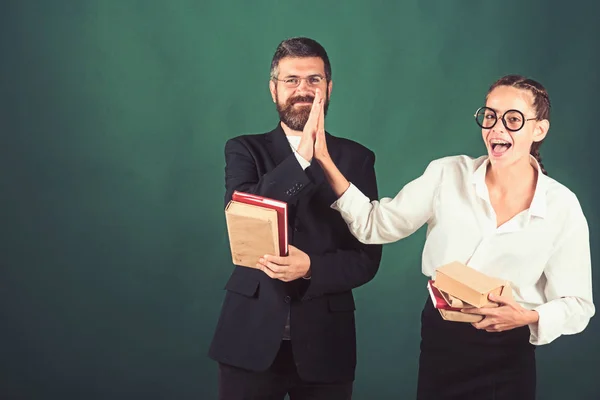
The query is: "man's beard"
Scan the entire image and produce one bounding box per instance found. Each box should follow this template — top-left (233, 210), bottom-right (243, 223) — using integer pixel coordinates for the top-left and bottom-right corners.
top-left (275, 92), bottom-right (330, 131)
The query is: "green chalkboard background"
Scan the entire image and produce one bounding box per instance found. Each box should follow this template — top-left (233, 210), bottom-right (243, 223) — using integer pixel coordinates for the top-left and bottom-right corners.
top-left (1, 1), bottom-right (598, 398)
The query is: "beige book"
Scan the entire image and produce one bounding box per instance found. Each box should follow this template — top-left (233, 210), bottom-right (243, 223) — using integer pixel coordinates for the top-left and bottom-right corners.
top-left (434, 261), bottom-right (507, 308)
top-left (434, 281), bottom-right (514, 323)
top-left (225, 201), bottom-right (280, 268)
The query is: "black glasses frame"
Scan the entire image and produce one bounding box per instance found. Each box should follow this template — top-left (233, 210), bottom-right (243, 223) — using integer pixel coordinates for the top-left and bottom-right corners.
top-left (474, 106), bottom-right (537, 132)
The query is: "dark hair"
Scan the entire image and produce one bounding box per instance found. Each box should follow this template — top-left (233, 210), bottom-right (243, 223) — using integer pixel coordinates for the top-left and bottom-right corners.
top-left (486, 74), bottom-right (551, 175)
top-left (270, 37), bottom-right (332, 82)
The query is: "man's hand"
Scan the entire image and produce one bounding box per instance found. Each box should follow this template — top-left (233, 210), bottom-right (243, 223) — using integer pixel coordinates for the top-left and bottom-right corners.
top-left (313, 88), bottom-right (330, 162)
top-left (256, 245), bottom-right (311, 282)
top-left (461, 293), bottom-right (539, 332)
top-left (296, 89), bottom-right (324, 162)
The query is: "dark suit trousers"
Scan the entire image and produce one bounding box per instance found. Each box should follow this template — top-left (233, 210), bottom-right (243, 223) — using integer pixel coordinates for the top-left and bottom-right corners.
top-left (218, 341), bottom-right (353, 400)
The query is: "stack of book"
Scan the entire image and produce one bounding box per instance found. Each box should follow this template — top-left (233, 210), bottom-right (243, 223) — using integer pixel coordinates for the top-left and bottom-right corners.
top-left (224, 191), bottom-right (288, 268)
top-left (427, 262), bottom-right (513, 323)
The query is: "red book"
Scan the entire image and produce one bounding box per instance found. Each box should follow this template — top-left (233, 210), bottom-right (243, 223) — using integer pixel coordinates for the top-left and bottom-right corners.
top-left (427, 280), bottom-right (462, 311)
top-left (232, 191), bottom-right (288, 256)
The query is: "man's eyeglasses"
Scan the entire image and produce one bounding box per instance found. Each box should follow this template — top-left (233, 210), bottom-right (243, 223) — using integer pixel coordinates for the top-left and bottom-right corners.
top-left (474, 106), bottom-right (537, 132)
top-left (272, 75), bottom-right (326, 88)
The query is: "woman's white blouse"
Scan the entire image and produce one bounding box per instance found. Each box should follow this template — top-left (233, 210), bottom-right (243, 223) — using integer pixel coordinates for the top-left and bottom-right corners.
top-left (331, 154), bottom-right (594, 345)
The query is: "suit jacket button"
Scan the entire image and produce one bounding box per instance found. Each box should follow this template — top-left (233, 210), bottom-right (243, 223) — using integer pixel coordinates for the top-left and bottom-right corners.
top-left (284, 296), bottom-right (291, 303)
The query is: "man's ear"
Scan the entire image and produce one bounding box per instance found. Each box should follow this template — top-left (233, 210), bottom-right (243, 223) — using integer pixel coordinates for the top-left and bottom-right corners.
top-left (327, 80), bottom-right (333, 98)
top-left (533, 119), bottom-right (549, 143)
top-left (269, 80), bottom-right (277, 103)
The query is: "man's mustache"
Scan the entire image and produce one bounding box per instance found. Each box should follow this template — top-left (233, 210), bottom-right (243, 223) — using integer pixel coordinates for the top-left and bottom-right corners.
top-left (289, 95), bottom-right (315, 105)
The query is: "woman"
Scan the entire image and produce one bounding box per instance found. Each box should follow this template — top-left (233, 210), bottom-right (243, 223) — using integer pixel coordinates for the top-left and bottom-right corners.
top-left (302, 75), bottom-right (594, 398)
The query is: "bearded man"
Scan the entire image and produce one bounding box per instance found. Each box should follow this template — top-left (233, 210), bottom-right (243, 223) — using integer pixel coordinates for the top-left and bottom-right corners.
top-left (209, 36), bottom-right (383, 400)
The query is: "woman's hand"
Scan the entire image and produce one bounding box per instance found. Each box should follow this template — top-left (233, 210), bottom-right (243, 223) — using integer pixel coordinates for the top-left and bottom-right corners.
top-left (461, 293), bottom-right (539, 332)
top-left (296, 88), bottom-right (324, 162)
top-left (313, 88), bottom-right (330, 162)
top-left (306, 88), bottom-right (349, 196)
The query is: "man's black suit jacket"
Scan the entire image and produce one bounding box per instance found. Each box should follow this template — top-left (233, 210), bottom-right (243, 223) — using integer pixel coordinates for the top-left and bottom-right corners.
top-left (209, 123), bottom-right (383, 383)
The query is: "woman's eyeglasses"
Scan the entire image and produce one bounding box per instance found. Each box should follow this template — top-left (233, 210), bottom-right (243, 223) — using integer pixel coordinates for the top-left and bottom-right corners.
top-left (474, 106), bottom-right (537, 132)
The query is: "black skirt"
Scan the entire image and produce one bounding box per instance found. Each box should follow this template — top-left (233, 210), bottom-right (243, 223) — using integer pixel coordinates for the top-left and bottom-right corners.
top-left (417, 297), bottom-right (536, 400)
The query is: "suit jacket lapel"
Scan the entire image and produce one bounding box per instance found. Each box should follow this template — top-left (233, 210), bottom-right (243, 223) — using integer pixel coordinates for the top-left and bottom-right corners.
top-left (305, 155), bottom-right (325, 187)
top-left (265, 123), bottom-right (294, 166)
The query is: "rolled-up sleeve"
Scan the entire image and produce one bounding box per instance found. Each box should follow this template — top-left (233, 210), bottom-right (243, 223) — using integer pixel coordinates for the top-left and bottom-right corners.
top-left (529, 198), bottom-right (595, 345)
